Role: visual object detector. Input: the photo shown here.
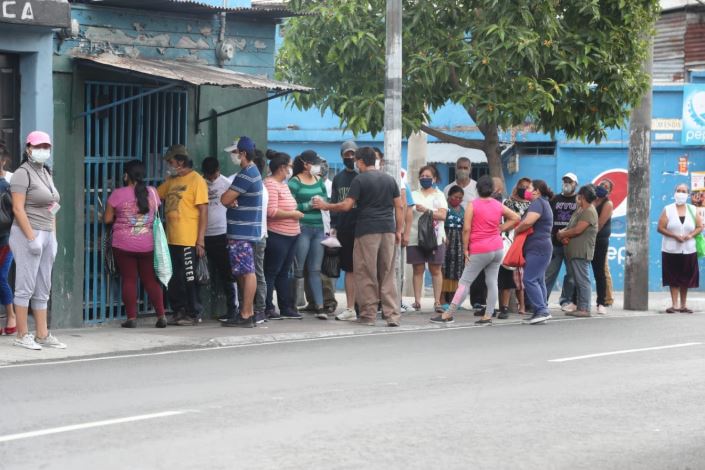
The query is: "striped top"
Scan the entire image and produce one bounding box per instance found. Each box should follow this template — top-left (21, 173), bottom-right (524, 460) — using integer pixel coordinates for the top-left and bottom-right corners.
top-left (287, 175), bottom-right (327, 228)
top-left (226, 163), bottom-right (263, 241)
top-left (264, 177), bottom-right (301, 236)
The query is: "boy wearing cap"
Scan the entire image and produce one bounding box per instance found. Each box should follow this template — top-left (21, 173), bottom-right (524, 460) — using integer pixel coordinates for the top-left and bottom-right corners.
top-left (158, 145), bottom-right (209, 326)
top-left (220, 137), bottom-right (263, 328)
top-left (545, 172), bottom-right (579, 309)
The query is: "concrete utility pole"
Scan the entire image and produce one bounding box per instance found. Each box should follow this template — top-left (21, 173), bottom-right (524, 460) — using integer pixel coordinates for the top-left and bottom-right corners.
top-left (384, 0), bottom-right (403, 298)
top-left (624, 42), bottom-right (653, 311)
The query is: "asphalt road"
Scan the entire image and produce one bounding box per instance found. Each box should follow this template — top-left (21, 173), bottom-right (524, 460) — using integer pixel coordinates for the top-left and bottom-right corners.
top-left (1, 314), bottom-right (704, 470)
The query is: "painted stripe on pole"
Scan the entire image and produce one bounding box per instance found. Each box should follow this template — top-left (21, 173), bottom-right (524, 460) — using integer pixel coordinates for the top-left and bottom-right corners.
top-left (0, 410), bottom-right (195, 443)
top-left (548, 342), bottom-right (702, 363)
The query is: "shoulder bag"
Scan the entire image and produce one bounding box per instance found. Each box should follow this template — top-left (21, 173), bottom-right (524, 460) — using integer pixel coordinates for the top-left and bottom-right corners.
top-left (686, 204), bottom-right (705, 259)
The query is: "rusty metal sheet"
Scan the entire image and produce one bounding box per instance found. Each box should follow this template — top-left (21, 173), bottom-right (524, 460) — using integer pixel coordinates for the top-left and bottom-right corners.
top-left (74, 0), bottom-right (301, 18)
top-left (73, 53), bottom-right (311, 92)
top-left (654, 10), bottom-right (687, 82)
top-left (685, 16), bottom-right (705, 69)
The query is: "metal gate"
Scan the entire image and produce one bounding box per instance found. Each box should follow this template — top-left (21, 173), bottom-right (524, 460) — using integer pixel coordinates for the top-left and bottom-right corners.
top-left (83, 81), bottom-right (188, 323)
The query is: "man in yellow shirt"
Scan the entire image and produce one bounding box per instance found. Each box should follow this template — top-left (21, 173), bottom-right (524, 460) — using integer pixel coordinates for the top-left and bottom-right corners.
top-left (157, 145), bottom-right (209, 326)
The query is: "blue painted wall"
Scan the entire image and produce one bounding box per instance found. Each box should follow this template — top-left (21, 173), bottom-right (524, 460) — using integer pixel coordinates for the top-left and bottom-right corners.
top-left (0, 24), bottom-right (55, 150)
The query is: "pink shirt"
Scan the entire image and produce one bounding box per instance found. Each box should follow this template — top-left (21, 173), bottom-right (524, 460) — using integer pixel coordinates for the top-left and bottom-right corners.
top-left (469, 198), bottom-right (503, 254)
top-left (264, 178), bottom-right (300, 236)
top-left (108, 186), bottom-right (160, 252)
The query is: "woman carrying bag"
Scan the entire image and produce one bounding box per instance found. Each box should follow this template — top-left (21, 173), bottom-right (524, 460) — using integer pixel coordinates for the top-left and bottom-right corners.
top-left (104, 160), bottom-right (167, 328)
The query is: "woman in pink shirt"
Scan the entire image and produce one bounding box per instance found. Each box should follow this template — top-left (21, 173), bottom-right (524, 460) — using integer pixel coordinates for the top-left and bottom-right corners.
top-left (104, 160), bottom-right (166, 328)
top-left (263, 152), bottom-right (304, 320)
top-left (431, 175), bottom-right (519, 325)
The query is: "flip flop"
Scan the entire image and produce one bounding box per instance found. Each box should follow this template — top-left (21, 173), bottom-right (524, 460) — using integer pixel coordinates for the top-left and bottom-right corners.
top-left (680, 307), bottom-right (694, 314)
top-left (665, 307), bottom-right (678, 314)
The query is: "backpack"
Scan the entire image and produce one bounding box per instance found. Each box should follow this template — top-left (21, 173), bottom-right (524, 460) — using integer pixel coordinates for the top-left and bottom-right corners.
top-left (0, 180), bottom-right (13, 232)
top-left (417, 210), bottom-right (438, 253)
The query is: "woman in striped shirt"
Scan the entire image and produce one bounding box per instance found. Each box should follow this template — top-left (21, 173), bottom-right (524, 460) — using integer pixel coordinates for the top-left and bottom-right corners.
top-left (263, 152), bottom-right (304, 320)
top-left (288, 150), bottom-right (329, 319)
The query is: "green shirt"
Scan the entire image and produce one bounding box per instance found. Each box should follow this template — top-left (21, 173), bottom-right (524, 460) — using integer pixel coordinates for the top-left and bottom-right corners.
top-left (565, 205), bottom-right (598, 261)
top-left (287, 175), bottom-right (327, 228)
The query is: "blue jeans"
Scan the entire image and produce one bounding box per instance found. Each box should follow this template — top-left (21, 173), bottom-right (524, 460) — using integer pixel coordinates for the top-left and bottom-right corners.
top-left (264, 232), bottom-right (298, 313)
top-left (567, 257), bottom-right (591, 312)
top-left (524, 246), bottom-right (552, 315)
top-left (544, 245), bottom-right (576, 305)
top-left (293, 225), bottom-right (325, 307)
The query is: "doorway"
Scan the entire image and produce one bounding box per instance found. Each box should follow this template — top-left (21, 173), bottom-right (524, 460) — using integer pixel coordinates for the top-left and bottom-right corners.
top-left (0, 53), bottom-right (20, 164)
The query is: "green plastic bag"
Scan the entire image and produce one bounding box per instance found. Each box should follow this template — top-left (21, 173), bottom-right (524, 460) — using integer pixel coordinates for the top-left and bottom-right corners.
top-left (686, 205), bottom-right (705, 259)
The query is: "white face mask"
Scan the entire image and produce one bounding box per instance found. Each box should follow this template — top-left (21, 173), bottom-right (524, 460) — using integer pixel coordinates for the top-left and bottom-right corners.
top-left (374, 160), bottom-right (381, 170)
top-left (30, 148), bottom-right (51, 164)
top-left (674, 192), bottom-right (688, 205)
top-left (286, 168), bottom-right (293, 179)
top-left (310, 164), bottom-right (321, 176)
top-left (230, 152), bottom-right (240, 167)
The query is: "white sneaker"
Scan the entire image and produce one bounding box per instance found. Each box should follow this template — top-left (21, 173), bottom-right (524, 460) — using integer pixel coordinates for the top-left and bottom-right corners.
top-left (400, 302), bottom-right (411, 313)
top-left (335, 308), bottom-right (357, 321)
top-left (561, 303), bottom-right (577, 313)
top-left (596, 305), bottom-right (607, 315)
top-left (35, 333), bottom-right (67, 349)
top-left (13, 334), bottom-right (42, 350)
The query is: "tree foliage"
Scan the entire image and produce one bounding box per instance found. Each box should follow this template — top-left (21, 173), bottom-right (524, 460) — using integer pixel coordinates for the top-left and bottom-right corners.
top-left (277, 0), bottom-right (660, 176)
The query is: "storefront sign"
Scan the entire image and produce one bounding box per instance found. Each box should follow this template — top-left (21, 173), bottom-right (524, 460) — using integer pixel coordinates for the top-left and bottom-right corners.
top-left (652, 118), bottom-right (682, 131)
top-left (678, 156), bottom-right (688, 175)
top-left (682, 84), bottom-right (705, 146)
top-left (691, 171), bottom-right (705, 192)
top-left (0, 0), bottom-right (70, 28)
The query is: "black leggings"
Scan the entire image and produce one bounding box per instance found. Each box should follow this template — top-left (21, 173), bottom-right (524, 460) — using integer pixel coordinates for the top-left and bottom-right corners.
top-left (591, 238), bottom-right (609, 307)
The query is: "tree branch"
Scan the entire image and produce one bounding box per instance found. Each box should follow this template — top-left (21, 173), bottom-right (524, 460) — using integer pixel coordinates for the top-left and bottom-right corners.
top-left (420, 124), bottom-right (486, 150)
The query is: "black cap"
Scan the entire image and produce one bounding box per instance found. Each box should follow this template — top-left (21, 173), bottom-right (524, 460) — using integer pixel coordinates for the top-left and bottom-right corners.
top-left (299, 150), bottom-right (321, 165)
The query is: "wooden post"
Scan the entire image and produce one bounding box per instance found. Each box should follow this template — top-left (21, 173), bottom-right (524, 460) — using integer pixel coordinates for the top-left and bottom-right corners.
top-left (624, 42), bottom-right (653, 311)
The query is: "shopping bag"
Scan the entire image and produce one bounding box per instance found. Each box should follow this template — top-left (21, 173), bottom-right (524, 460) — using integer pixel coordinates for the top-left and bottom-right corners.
top-left (418, 210), bottom-right (439, 254)
top-left (321, 246), bottom-right (341, 278)
top-left (502, 228), bottom-right (533, 268)
top-left (153, 215), bottom-right (172, 286)
top-left (195, 255), bottom-right (210, 285)
top-left (686, 205), bottom-right (705, 259)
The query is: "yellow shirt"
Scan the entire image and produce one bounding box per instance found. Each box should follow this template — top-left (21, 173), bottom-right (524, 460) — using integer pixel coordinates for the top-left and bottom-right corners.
top-left (157, 170), bottom-right (209, 246)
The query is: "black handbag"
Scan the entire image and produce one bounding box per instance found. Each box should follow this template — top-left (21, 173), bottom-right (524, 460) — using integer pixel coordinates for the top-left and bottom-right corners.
top-left (0, 188), bottom-right (13, 232)
top-left (103, 226), bottom-right (118, 276)
top-left (417, 210), bottom-right (438, 253)
top-left (321, 246), bottom-right (341, 278)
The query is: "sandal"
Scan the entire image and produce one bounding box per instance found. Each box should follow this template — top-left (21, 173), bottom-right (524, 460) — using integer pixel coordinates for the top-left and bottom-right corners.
top-left (411, 302), bottom-right (421, 311)
top-left (434, 303), bottom-right (444, 314)
top-left (680, 307), bottom-right (694, 314)
top-left (665, 307), bottom-right (678, 314)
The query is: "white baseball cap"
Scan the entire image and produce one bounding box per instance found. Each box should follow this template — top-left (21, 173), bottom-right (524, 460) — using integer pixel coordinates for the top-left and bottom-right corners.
top-left (562, 172), bottom-right (578, 183)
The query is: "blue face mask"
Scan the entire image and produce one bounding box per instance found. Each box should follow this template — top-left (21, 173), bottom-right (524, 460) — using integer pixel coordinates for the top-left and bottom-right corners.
top-left (595, 186), bottom-right (608, 198)
top-left (420, 177), bottom-right (433, 189)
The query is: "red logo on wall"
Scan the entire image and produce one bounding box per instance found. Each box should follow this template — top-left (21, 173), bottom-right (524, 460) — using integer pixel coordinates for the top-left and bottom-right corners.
top-left (593, 169), bottom-right (628, 237)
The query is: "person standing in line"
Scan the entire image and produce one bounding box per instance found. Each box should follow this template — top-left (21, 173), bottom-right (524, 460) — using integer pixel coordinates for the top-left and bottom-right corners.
top-left (220, 137), bottom-right (263, 328)
top-left (0, 150), bottom-right (15, 336)
top-left (514, 180), bottom-right (555, 325)
top-left (263, 152), bottom-right (304, 320)
top-left (441, 186), bottom-right (465, 305)
top-left (498, 177), bottom-right (532, 318)
top-left (104, 160), bottom-right (167, 328)
top-left (443, 157), bottom-right (478, 207)
top-left (657, 183), bottom-right (702, 314)
top-left (251, 149), bottom-right (269, 325)
top-left (288, 150), bottom-right (328, 319)
top-left (158, 145), bottom-right (208, 326)
top-left (201, 156), bottom-right (238, 322)
top-left (557, 185), bottom-right (599, 317)
top-left (545, 172), bottom-right (579, 310)
top-left (10, 131), bottom-right (65, 350)
top-left (314, 146), bottom-right (404, 327)
top-left (405, 165), bottom-right (448, 313)
top-left (431, 176), bottom-right (519, 325)
top-left (591, 179), bottom-right (614, 314)
top-left (329, 141), bottom-right (359, 321)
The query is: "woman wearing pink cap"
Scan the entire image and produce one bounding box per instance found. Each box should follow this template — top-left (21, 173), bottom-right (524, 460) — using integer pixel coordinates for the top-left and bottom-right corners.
top-left (9, 131), bottom-right (65, 350)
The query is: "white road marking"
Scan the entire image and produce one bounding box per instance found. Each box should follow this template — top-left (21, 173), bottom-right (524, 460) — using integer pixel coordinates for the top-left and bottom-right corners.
top-left (0, 410), bottom-right (195, 443)
top-left (548, 342), bottom-right (703, 363)
top-left (0, 311), bottom-right (662, 370)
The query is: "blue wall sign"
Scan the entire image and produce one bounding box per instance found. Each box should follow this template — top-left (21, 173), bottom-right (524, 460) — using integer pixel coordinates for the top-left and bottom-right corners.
top-left (682, 84), bottom-right (705, 146)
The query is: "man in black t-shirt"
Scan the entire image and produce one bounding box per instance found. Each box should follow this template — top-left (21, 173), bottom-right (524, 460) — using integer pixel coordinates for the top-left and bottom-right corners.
top-left (330, 140), bottom-right (358, 321)
top-left (315, 147), bottom-right (404, 326)
top-left (545, 172), bottom-right (578, 309)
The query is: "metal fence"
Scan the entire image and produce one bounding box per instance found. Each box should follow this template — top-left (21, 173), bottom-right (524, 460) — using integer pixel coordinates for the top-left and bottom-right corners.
top-left (83, 81), bottom-right (188, 323)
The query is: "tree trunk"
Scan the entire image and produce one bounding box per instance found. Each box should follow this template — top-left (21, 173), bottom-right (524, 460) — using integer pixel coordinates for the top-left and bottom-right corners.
top-left (483, 124), bottom-right (504, 182)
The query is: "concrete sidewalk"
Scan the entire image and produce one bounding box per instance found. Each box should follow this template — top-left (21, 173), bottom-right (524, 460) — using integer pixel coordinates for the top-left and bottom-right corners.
top-left (1, 292), bottom-right (702, 366)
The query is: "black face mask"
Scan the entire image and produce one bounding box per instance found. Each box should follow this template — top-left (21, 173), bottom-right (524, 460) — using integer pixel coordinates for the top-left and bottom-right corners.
top-left (343, 158), bottom-right (355, 170)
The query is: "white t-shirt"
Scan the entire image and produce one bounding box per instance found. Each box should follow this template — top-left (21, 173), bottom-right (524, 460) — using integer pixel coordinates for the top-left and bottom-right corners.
top-left (205, 174), bottom-right (231, 237)
top-left (3, 171), bottom-right (12, 183)
top-left (443, 179), bottom-right (478, 209)
top-left (322, 178), bottom-right (332, 234)
top-left (409, 188), bottom-right (448, 246)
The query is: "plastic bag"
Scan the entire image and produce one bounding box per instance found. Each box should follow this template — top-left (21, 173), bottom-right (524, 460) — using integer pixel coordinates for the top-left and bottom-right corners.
top-left (103, 226), bottom-right (118, 276)
top-left (321, 245), bottom-right (341, 278)
top-left (417, 210), bottom-right (438, 253)
top-left (152, 215), bottom-right (172, 286)
top-left (195, 255), bottom-right (210, 285)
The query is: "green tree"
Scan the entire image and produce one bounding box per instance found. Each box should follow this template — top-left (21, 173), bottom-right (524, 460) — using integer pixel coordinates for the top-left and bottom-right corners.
top-left (277, 0), bottom-right (659, 179)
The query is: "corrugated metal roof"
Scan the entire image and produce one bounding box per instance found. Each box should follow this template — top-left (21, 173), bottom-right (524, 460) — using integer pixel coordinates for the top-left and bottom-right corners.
top-left (685, 13), bottom-right (705, 70)
top-left (73, 53), bottom-right (311, 92)
top-left (74, 0), bottom-right (300, 18)
top-left (653, 10), bottom-right (687, 82)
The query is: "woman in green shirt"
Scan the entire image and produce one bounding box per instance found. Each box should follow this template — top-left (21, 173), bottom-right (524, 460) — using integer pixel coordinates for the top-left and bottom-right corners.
top-left (288, 150), bottom-right (328, 318)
